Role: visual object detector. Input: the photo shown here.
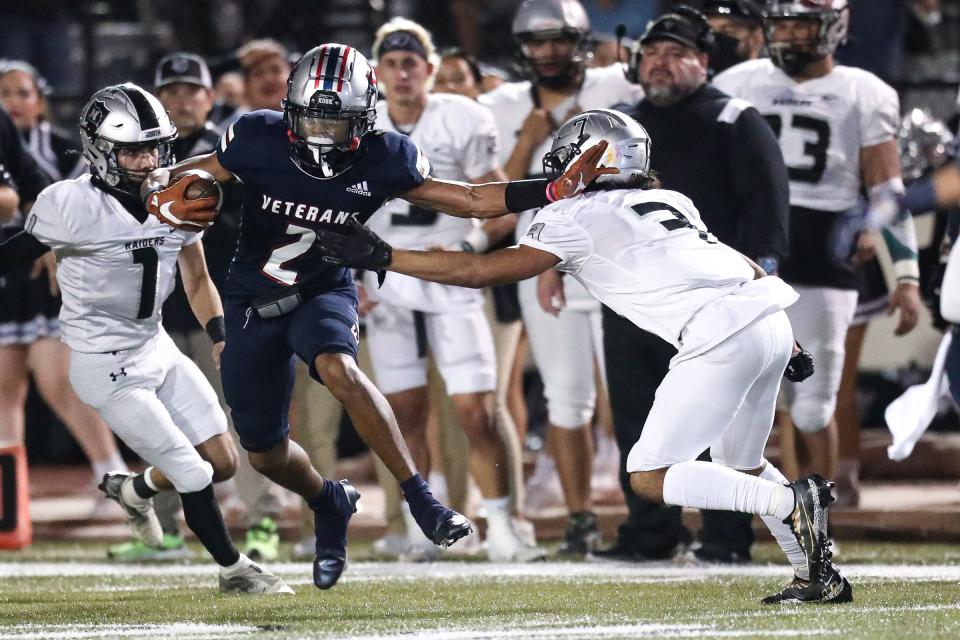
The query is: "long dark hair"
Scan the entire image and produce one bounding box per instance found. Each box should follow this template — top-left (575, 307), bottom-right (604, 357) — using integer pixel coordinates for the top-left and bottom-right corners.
top-left (589, 171), bottom-right (662, 191)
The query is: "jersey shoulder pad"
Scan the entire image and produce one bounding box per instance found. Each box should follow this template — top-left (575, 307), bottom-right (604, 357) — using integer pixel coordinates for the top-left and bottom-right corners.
top-left (712, 58), bottom-right (772, 90)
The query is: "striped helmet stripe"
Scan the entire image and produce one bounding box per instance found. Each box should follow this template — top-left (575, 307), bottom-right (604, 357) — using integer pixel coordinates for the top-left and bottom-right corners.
top-left (334, 46), bottom-right (352, 92)
top-left (321, 46), bottom-right (342, 91)
top-left (313, 44), bottom-right (328, 89)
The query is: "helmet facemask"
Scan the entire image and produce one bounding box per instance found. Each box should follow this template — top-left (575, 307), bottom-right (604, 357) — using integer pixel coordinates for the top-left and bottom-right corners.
top-left (517, 30), bottom-right (589, 90)
top-left (283, 92), bottom-right (373, 178)
top-left (764, 2), bottom-right (849, 76)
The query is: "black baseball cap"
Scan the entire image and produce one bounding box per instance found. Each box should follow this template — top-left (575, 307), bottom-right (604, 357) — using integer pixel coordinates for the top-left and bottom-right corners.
top-left (155, 53), bottom-right (213, 90)
top-left (640, 9), bottom-right (711, 52)
top-left (702, 0), bottom-right (765, 28)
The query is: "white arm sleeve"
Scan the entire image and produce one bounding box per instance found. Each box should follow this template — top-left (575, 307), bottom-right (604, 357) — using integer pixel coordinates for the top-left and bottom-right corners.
top-left (941, 243), bottom-right (960, 324)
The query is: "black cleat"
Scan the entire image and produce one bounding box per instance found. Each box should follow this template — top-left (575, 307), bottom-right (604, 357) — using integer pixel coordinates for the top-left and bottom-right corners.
top-left (762, 563), bottom-right (853, 605)
top-left (557, 511), bottom-right (601, 557)
top-left (313, 480), bottom-right (361, 590)
top-left (431, 511), bottom-right (473, 549)
top-left (785, 474), bottom-right (834, 582)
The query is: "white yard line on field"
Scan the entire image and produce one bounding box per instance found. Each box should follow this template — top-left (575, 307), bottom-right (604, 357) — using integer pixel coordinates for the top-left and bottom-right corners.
top-left (1, 561), bottom-right (960, 582)
top-left (2, 623), bottom-right (260, 639)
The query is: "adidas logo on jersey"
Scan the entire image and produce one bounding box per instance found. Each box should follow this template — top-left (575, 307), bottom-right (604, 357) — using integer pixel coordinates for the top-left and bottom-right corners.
top-left (346, 181), bottom-right (372, 197)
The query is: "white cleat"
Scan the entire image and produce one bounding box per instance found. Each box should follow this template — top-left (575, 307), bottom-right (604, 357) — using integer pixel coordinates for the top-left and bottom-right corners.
top-left (486, 533), bottom-right (548, 563)
top-left (98, 472), bottom-right (163, 548)
top-left (219, 557), bottom-right (294, 595)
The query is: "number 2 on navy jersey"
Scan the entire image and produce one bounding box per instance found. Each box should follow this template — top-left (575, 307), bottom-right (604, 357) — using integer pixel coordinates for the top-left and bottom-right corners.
top-left (262, 224), bottom-right (317, 285)
top-left (763, 114), bottom-right (831, 184)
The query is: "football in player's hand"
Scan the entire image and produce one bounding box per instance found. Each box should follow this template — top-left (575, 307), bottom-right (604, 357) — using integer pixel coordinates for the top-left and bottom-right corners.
top-left (181, 170), bottom-right (223, 211)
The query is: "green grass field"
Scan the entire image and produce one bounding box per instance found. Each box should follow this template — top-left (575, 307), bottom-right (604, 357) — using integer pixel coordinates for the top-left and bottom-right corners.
top-left (2, 542), bottom-right (960, 639)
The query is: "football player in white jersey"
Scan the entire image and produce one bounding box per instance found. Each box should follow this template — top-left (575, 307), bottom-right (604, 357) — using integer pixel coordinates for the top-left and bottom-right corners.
top-left (712, 0), bottom-right (922, 482)
top-left (479, 0), bottom-right (644, 555)
top-left (315, 109), bottom-right (852, 605)
top-left (369, 18), bottom-right (543, 562)
top-left (0, 84), bottom-right (290, 595)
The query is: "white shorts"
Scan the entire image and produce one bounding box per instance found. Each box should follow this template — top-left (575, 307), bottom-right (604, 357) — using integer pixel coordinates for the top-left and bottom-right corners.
top-left (366, 300), bottom-right (496, 396)
top-left (69, 329), bottom-right (227, 493)
top-left (781, 286), bottom-right (858, 432)
top-left (518, 276), bottom-right (605, 429)
top-left (627, 310), bottom-right (794, 472)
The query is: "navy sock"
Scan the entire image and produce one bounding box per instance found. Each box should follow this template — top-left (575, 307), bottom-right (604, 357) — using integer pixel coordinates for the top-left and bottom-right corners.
top-left (400, 473), bottom-right (451, 537)
top-left (309, 478), bottom-right (350, 551)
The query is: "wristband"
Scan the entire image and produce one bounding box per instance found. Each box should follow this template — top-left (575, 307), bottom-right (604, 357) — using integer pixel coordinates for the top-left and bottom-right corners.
top-left (504, 179), bottom-right (551, 213)
top-left (755, 256), bottom-right (779, 275)
top-left (205, 315), bottom-right (226, 343)
top-left (903, 176), bottom-right (938, 215)
top-left (460, 226), bottom-right (490, 253)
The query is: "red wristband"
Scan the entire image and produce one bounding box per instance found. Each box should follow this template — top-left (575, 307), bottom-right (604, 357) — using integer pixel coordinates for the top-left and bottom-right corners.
top-left (546, 181), bottom-right (559, 202)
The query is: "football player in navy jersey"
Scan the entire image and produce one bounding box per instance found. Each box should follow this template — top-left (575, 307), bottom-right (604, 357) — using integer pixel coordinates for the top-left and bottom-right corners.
top-left (141, 43), bottom-right (611, 590)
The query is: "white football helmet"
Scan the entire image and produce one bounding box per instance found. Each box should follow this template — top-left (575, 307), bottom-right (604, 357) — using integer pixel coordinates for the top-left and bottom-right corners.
top-left (764, 0), bottom-right (849, 73)
top-left (282, 44), bottom-right (378, 179)
top-left (79, 83), bottom-right (177, 197)
top-left (543, 108), bottom-right (651, 187)
top-left (512, 0), bottom-right (591, 88)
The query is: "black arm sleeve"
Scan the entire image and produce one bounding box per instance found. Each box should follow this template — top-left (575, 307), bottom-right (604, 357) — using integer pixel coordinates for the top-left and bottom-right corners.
top-left (0, 106), bottom-right (51, 204)
top-left (728, 107), bottom-right (791, 261)
top-left (0, 230), bottom-right (51, 275)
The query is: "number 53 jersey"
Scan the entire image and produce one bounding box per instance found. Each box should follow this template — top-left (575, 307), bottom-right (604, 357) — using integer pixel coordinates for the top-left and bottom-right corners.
top-left (712, 58), bottom-right (899, 213)
top-left (519, 188), bottom-right (798, 364)
top-left (25, 175), bottom-right (200, 353)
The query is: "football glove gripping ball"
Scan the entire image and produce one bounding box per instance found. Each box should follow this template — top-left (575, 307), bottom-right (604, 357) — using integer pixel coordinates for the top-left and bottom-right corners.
top-left (142, 169), bottom-right (219, 232)
top-left (784, 344), bottom-right (815, 382)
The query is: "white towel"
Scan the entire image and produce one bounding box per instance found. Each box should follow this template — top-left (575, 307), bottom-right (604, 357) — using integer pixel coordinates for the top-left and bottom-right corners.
top-left (885, 331), bottom-right (953, 461)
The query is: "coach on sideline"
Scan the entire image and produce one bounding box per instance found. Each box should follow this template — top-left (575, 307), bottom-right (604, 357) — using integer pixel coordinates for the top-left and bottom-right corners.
top-left (597, 7), bottom-right (790, 564)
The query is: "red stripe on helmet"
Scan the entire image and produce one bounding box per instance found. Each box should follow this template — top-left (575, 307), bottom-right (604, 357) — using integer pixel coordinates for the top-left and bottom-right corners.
top-left (314, 45), bottom-right (329, 89)
top-left (335, 46), bottom-right (352, 92)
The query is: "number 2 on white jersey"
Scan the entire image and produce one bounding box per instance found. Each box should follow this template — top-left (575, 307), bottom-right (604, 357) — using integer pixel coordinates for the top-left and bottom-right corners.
top-left (262, 224), bottom-right (316, 285)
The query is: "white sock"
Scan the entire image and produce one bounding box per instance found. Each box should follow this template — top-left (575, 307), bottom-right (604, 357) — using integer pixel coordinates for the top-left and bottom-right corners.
top-left (92, 453), bottom-right (127, 482)
top-left (220, 552), bottom-right (251, 575)
top-left (759, 461), bottom-right (809, 580)
top-left (662, 461), bottom-right (794, 518)
top-left (142, 467), bottom-right (161, 492)
top-left (481, 496), bottom-right (513, 543)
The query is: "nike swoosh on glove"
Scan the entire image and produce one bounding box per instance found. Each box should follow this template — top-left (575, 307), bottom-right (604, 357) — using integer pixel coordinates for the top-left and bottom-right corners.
top-left (143, 173), bottom-right (219, 232)
top-left (316, 217), bottom-right (393, 272)
top-left (784, 345), bottom-right (815, 382)
top-left (547, 140), bottom-right (621, 201)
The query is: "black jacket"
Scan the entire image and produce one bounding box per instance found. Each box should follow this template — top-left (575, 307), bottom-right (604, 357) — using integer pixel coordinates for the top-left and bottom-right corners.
top-left (618, 83), bottom-right (790, 262)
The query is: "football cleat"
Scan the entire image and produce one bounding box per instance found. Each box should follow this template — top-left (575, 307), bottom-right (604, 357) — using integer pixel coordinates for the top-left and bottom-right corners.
top-left (98, 472), bottom-right (164, 548)
top-left (107, 533), bottom-right (192, 562)
top-left (243, 517), bottom-right (280, 562)
top-left (761, 563), bottom-right (853, 605)
top-left (313, 480), bottom-right (361, 590)
top-left (431, 511), bottom-right (474, 549)
top-left (785, 474), bottom-right (834, 582)
top-left (557, 511), bottom-right (601, 557)
top-left (219, 557), bottom-right (294, 595)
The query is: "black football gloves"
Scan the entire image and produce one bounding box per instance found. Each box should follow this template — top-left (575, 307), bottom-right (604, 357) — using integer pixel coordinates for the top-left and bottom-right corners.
top-left (784, 343), bottom-right (815, 382)
top-left (317, 217), bottom-right (393, 271)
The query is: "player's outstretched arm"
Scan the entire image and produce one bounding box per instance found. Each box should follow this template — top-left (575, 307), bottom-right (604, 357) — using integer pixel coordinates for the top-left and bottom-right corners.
top-left (316, 219), bottom-right (560, 288)
top-left (401, 141), bottom-right (618, 219)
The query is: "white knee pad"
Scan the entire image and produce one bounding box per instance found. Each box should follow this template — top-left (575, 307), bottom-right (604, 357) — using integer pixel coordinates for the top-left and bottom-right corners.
top-left (172, 459), bottom-right (214, 493)
top-left (791, 396), bottom-right (834, 433)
